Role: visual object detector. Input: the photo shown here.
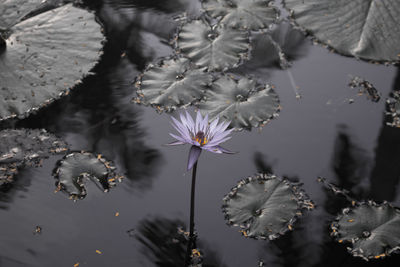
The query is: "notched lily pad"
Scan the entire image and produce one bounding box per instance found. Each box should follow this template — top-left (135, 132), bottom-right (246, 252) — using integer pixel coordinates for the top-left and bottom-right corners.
top-left (53, 151), bottom-right (123, 200)
top-left (284, 0), bottom-right (400, 63)
top-left (0, 128), bottom-right (68, 187)
top-left (331, 201), bottom-right (400, 260)
top-left (175, 19), bottom-right (250, 71)
top-left (198, 75), bottom-right (280, 130)
top-left (223, 173), bottom-right (314, 240)
top-left (202, 0), bottom-right (279, 31)
top-left (133, 57), bottom-right (213, 112)
top-left (0, 2), bottom-right (104, 121)
top-left (386, 90), bottom-right (400, 128)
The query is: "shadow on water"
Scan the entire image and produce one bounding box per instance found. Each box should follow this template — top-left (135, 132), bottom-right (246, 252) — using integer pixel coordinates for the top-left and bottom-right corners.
top-left (369, 67), bottom-right (400, 202)
top-left (136, 216), bottom-right (227, 267)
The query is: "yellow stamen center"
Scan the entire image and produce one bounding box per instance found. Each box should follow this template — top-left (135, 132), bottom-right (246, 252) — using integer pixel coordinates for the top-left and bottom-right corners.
top-left (193, 132), bottom-right (208, 146)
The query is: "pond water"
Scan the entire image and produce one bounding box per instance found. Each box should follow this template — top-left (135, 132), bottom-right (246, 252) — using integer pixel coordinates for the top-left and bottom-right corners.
top-left (1, 0), bottom-right (400, 266)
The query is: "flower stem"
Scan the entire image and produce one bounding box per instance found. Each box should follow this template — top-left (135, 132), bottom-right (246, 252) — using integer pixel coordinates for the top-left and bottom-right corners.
top-left (185, 161), bottom-right (198, 266)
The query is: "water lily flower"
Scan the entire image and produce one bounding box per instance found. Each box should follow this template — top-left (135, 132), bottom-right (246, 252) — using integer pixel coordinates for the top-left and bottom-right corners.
top-left (168, 111), bottom-right (234, 170)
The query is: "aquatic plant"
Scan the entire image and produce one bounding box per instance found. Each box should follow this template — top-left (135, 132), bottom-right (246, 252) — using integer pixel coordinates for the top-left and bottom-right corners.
top-left (222, 173), bottom-right (314, 239)
top-left (0, 0), bottom-right (104, 121)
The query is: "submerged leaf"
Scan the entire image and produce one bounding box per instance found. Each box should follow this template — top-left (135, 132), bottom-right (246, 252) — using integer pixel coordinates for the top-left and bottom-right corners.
top-left (202, 0), bottom-right (279, 31)
top-left (0, 128), bottom-right (68, 187)
top-left (198, 75), bottom-right (280, 130)
top-left (223, 173), bottom-right (314, 240)
top-left (133, 57), bottom-right (213, 112)
top-left (175, 19), bottom-right (250, 71)
top-left (0, 2), bottom-right (104, 121)
top-left (284, 0), bottom-right (400, 62)
top-left (53, 152), bottom-right (122, 200)
top-left (331, 201), bottom-right (400, 260)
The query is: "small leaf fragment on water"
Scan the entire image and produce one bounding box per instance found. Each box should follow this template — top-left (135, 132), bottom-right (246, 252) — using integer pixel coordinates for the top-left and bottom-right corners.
top-left (74, 263), bottom-right (79, 267)
top-left (115, 212), bottom-right (119, 217)
top-left (348, 76), bottom-right (381, 102)
top-left (95, 250), bottom-right (102, 254)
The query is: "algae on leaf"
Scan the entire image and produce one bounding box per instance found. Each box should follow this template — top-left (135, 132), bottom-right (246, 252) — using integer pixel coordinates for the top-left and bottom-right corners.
top-left (0, 1), bottom-right (104, 121)
top-left (198, 75), bottom-right (280, 130)
top-left (284, 0), bottom-right (400, 62)
top-left (223, 173), bottom-right (314, 240)
top-left (202, 0), bottom-right (279, 31)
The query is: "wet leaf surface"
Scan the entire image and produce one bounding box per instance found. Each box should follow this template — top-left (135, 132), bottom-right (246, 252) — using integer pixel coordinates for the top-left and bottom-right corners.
top-left (133, 57), bottom-right (213, 112)
top-left (223, 173), bottom-right (314, 239)
top-left (53, 151), bottom-right (122, 200)
top-left (0, 128), bottom-right (68, 187)
top-left (0, 2), bottom-right (103, 121)
top-left (284, 0), bottom-right (400, 62)
top-left (202, 0), bottom-right (279, 31)
top-left (331, 201), bottom-right (400, 260)
top-left (198, 75), bottom-right (280, 130)
top-left (175, 19), bottom-right (250, 71)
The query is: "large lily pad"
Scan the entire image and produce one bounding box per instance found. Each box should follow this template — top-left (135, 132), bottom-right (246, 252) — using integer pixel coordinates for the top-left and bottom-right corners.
top-left (53, 151), bottom-right (122, 200)
top-left (331, 201), bottom-right (400, 260)
top-left (133, 57), bottom-right (213, 112)
top-left (198, 75), bottom-right (280, 130)
top-left (175, 19), bottom-right (250, 71)
top-left (0, 2), bottom-right (104, 121)
top-left (0, 128), bottom-right (68, 187)
top-left (283, 0), bottom-right (400, 62)
top-left (202, 0), bottom-right (279, 31)
top-left (223, 173), bottom-right (314, 240)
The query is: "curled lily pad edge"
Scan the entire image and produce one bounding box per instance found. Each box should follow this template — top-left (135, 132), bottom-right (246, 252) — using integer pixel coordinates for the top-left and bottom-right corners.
top-left (0, 3), bottom-right (107, 122)
top-left (330, 200), bottom-right (400, 261)
top-left (222, 173), bottom-right (315, 240)
top-left (53, 150), bottom-right (124, 201)
top-left (281, 1), bottom-right (400, 65)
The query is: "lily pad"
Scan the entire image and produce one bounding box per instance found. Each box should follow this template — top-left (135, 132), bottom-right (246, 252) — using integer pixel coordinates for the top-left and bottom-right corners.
top-left (53, 151), bottom-right (122, 200)
top-left (198, 75), bottom-right (280, 130)
top-left (0, 2), bottom-right (104, 121)
top-left (331, 201), bottom-right (400, 260)
top-left (133, 57), bottom-right (213, 112)
top-left (202, 0), bottom-right (279, 31)
top-left (0, 128), bottom-right (68, 187)
top-left (175, 19), bottom-right (250, 71)
top-left (283, 0), bottom-right (400, 62)
top-left (223, 173), bottom-right (314, 240)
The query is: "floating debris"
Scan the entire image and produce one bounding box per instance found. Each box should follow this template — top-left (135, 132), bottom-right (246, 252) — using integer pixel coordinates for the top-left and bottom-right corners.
top-left (223, 173), bottom-right (314, 240)
top-left (331, 201), bottom-right (400, 261)
top-left (95, 250), bottom-right (102, 255)
top-left (348, 76), bottom-right (381, 102)
top-left (33, 225), bottom-right (42, 235)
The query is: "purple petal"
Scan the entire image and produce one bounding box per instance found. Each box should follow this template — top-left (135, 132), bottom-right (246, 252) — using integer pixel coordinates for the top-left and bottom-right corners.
top-left (169, 133), bottom-right (188, 143)
top-left (216, 145), bottom-right (236, 154)
top-left (187, 145), bottom-right (202, 170)
top-left (165, 140), bottom-right (185, 146)
top-left (209, 117), bottom-right (219, 132)
top-left (185, 111), bottom-right (195, 132)
top-left (195, 111), bottom-right (202, 133)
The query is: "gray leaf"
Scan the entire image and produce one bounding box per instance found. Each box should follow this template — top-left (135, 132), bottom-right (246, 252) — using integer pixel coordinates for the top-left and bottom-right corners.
top-left (0, 128), bottom-right (68, 187)
top-left (202, 0), bottom-right (279, 31)
top-left (223, 173), bottom-right (314, 239)
top-left (331, 201), bottom-right (400, 260)
top-left (54, 151), bottom-right (122, 200)
top-left (198, 75), bottom-right (280, 130)
top-left (0, 3), bottom-right (104, 121)
top-left (284, 0), bottom-right (400, 62)
top-left (176, 19), bottom-right (250, 71)
top-left (133, 57), bottom-right (213, 112)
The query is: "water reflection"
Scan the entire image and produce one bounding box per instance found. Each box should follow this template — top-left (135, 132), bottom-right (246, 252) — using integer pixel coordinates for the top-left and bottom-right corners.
top-left (136, 217), bottom-right (227, 267)
top-left (369, 67), bottom-right (400, 201)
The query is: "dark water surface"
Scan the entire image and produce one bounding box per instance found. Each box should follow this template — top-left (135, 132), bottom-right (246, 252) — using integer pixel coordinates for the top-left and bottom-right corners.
top-left (1, 0), bottom-right (400, 266)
